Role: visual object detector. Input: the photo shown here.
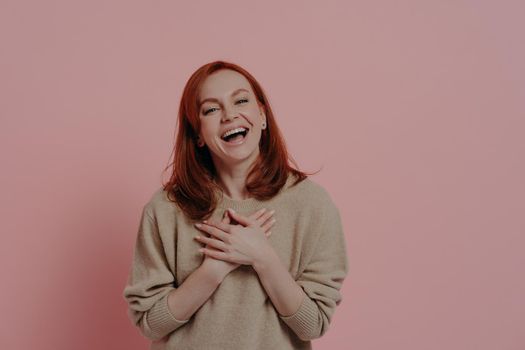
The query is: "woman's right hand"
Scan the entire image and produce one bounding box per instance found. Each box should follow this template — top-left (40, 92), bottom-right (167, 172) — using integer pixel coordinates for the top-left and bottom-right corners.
top-left (199, 208), bottom-right (275, 281)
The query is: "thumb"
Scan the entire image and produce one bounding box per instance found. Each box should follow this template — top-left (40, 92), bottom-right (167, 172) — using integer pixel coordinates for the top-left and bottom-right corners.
top-left (222, 210), bottom-right (231, 224)
top-left (227, 208), bottom-right (252, 226)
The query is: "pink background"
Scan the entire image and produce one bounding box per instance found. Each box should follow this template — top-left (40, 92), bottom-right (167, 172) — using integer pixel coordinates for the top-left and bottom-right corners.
top-left (1, 1), bottom-right (524, 349)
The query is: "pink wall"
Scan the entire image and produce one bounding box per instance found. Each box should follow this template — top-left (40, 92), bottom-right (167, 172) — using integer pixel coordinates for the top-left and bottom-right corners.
top-left (1, 1), bottom-right (524, 349)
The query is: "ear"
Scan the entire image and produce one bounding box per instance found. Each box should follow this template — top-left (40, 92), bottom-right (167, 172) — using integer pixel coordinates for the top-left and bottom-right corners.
top-left (258, 105), bottom-right (266, 125)
top-left (196, 136), bottom-right (205, 147)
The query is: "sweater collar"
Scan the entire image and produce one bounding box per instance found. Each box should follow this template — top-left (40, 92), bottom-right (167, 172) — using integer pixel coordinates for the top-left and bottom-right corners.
top-left (217, 173), bottom-right (298, 212)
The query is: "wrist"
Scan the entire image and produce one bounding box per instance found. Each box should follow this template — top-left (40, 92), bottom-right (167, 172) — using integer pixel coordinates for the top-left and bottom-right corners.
top-left (199, 262), bottom-right (227, 284)
top-left (253, 248), bottom-right (279, 274)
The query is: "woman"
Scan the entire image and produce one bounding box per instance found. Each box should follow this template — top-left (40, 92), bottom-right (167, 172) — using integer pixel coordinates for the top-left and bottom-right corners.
top-left (123, 60), bottom-right (348, 350)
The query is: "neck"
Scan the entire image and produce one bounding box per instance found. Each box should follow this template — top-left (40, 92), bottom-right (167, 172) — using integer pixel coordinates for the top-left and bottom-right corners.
top-left (212, 151), bottom-right (259, 201)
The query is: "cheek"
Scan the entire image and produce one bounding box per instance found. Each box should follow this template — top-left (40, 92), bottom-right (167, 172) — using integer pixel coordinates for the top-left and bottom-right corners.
top-left (246, 107), bottom-right (263, 123)
top-left (199, 122), bottom-right (218, 138)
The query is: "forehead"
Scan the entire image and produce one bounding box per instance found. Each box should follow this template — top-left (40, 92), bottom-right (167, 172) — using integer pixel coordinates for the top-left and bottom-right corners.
top-left (199, 69), bottom-right (252, 101)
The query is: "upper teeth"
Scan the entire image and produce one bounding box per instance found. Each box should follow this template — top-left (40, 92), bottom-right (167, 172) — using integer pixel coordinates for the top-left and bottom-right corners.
top-left (221, 127), bottom-right (247, 139)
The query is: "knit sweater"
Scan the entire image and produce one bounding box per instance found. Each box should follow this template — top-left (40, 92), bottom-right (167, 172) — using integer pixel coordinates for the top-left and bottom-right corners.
top-left (122, 173), bottom-right (349, 350)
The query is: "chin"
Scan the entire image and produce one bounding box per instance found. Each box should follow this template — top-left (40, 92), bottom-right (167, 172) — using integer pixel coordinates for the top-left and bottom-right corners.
top-left (222, 146), bottom-right (259, 162)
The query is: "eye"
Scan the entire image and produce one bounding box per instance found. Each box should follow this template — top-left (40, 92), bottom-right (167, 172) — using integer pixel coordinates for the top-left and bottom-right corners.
top-left (203, 99), bottom-right (248, 115)
top-left (203, 107), bottom-right (218, 116)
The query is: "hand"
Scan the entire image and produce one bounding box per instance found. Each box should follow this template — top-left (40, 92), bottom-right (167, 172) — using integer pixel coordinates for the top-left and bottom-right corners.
top-left (197, 208), bottom-right (276, 280)
top-left (195, 208), bottom-right (277, 267)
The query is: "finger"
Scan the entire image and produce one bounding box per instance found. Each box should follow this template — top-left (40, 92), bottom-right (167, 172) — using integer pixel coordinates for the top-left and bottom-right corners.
top-left (202, 219), bottom-right (232, 234)
top-left (199, 247), bottom-right (232, 262)
top-left (260, 218), bottom-right (276, 232)
top-left (194, 235), bottom-right (228, 252)
top-left (226, 208), bottom-right (254, 227)
top-left (255, 210), bottom-right (275, 229)
top-left (195, 222), bottom-right (230, 242)
top-left (205, 244), bottom-right (223, 252)
top-left (248, 208), bottom-right (267, 221)
top-left (265, 230), bottom-right (272, 238)
top-left (222, 210), bottom-right (231, 224)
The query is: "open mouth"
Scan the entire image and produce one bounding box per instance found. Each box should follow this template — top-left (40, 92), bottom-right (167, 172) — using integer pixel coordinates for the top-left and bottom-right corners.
top-left (221, 128), bottom-right (249, 144)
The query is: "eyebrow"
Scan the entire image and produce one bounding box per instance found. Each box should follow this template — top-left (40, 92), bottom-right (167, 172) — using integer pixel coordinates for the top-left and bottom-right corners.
top-left (199, 88), bottom-right (249, 106)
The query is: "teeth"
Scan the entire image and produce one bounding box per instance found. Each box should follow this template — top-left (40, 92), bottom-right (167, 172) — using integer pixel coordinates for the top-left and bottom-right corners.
top-left (221, 127), bottom-right (247, 139)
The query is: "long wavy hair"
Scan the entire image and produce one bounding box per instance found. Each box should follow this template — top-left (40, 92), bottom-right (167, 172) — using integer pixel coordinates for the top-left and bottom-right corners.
top-left (161, 60), bottom-right (319, 221)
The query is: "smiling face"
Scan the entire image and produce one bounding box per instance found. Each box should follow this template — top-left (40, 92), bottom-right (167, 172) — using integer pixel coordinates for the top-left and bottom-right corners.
top-left (197, 69), bottom-right (266, 167)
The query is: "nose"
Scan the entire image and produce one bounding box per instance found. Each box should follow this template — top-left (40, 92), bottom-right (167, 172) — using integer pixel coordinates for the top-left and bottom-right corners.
top-left (222, 108), bottom-right (238, 123)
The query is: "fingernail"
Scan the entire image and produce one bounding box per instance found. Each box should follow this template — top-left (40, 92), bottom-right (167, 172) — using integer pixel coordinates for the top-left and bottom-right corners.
top-left (229, 208), bottom-right (235, 213)
top-left (270, 209), bottom-right (275, 214)
top-left (202, 220), bottom-right (207, 223)
top-left (195, 223), bottom-right (202, 228)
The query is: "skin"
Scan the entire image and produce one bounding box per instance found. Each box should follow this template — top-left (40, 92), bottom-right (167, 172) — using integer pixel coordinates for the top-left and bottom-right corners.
top-left (193, 69), bottom-right (307, 317)
top-left (167, 69), bottom-right (305, 322)
top-left (198, 207), bottom-right (276, 278)
top-left (196, 68), bottom-right (266, 200)
top-left (195, 68), bottom-right (273, 278)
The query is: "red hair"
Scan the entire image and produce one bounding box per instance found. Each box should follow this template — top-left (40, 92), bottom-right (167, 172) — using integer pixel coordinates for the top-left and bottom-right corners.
top-left (162, 60), bottom-right (319, 221)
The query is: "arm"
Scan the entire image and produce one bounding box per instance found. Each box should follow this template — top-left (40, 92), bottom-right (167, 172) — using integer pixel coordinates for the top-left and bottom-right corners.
top-left (166, 264), bottom-right (223, 321)
top-left (122, 206), bottom-right (222, 341)
top-left (253, 200), bottom-right (349, 341)
top-left (253, 250), bottom-right (307, 318)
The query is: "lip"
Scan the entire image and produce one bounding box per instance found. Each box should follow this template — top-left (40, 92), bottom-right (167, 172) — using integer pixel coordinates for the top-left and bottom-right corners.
top-left (220, 128), bottom-right (249, 146)
top-left (220, 124), bottom-right (250, 138)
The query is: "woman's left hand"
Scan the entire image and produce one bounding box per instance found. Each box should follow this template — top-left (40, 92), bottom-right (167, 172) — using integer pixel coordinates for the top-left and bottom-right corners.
top-left (194, 208), bottom-right (276, 266)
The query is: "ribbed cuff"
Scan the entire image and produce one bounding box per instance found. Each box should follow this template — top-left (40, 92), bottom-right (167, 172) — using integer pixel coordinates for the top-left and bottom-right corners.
top-left (147, 293), bottom-right (190, 338)
top-left (279, 293), bottom-right (320, 340)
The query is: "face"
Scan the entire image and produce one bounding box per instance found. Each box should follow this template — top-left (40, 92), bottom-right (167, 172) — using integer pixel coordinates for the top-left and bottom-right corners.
top-left (197, 69), bottom-right (266, 166)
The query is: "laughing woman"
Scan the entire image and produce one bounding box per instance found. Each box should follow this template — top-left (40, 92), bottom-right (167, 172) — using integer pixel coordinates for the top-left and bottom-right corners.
top-left (123, 60), bottom-right (349, 350)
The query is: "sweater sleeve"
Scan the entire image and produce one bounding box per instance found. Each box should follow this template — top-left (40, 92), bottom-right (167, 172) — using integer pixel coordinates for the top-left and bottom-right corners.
top-left (279, 199), bottom-right (349, 341)
top-left (122, 206), bottom-right (189, 341)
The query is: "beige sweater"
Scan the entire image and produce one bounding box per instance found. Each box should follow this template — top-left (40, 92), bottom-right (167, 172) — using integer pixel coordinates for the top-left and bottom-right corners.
top-left (123, 174), bottom-right (349, 349)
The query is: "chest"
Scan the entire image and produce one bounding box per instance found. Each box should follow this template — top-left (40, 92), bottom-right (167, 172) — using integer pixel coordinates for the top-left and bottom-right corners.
top-left (172, 207), bottom-right (305, 286)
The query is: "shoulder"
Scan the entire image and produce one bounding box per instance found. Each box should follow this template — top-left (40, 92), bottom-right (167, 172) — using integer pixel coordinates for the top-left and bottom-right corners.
top-left (142, 186), bottom-right (182, 220)
top-left (277, 175), bottom-right (341, 226)
top-left (286, 176), bottom-right (337, 210)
